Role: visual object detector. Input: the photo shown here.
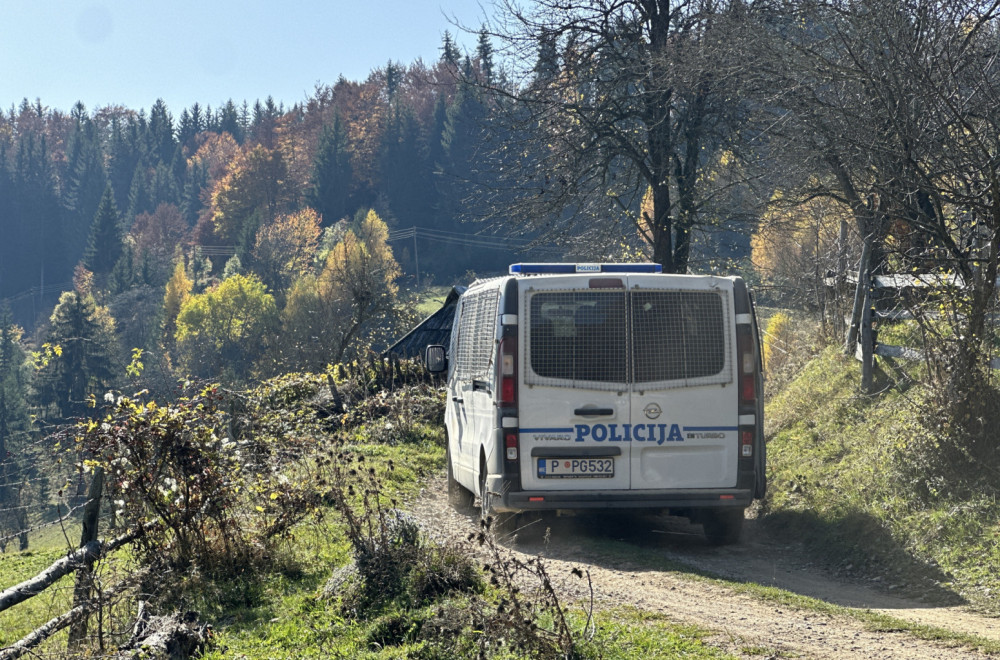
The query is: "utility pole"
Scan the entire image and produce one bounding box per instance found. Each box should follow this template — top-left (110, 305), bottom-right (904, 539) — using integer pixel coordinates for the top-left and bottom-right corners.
top-left (413, 229), bottom-right (420, 288)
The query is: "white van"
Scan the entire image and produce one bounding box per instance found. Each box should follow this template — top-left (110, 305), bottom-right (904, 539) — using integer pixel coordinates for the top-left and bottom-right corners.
top-left (425, 263), bottom-right (765, 544)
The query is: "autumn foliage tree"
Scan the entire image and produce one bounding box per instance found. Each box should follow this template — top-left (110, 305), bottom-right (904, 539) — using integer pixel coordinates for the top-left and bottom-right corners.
top-left (210, 145), bottom-right (295, 249)
top-left (278, 209), bottom-right (400, 370)
top-left (162, 256), bottom-right (193, 349)
top-left (130, 203), bottom-right (190, 284)
top-left (175, 273), bottom-right (279, 381)
top-left (251, 208), bottom-right (322, 297)
top-left (752, 191), bottom-right (853, 314)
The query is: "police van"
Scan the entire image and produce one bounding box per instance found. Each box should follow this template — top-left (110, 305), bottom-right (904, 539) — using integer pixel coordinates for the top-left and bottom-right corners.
top-left (425, 263), bottom-right (765, 544)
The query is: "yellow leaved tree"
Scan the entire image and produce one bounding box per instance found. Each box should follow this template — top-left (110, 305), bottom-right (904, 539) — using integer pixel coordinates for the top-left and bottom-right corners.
top-left (752, 190), bottom-right (852, 307)
top-left (278, 209), bottom-right (400, 370)
top-left (175, 273), bottom-right (279, 381)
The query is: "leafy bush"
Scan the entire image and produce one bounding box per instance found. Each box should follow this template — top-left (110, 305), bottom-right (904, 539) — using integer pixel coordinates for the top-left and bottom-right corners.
top-left (73, 382), bottom-right (326, 596)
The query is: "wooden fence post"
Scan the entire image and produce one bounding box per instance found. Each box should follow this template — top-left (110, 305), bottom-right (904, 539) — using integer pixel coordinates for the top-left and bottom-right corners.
top-left (67, 465), bottom-right (104, 650)
top-left (860, 289), bottom-right (874, 394)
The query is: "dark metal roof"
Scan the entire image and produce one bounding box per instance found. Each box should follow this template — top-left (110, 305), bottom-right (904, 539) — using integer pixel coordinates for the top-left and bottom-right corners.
top-left (385, 286), bottom-right (466, 358)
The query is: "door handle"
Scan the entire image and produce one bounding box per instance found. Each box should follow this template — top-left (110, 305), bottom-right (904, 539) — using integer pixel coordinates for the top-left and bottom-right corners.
top-left (452, 397), bottom-right (464, 404)
top-left (574, 407), bottom-right (615, 417)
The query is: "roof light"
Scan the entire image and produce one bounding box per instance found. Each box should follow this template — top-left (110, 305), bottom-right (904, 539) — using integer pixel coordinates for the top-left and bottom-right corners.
top-left (509, 263), bottom-right (662, 275)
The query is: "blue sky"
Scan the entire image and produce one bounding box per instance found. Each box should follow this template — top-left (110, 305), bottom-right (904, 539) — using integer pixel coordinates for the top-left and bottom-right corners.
top-left (1, 0), bottom-right (489, 115)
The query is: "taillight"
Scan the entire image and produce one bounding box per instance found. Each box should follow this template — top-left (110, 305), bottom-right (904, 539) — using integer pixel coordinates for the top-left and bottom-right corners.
top-left (498, 335), bottom-right (517, 406)
top-left (737, 327), bottom-right (756, 404)
top-left (505, 432), bottom-right (519, 460)
top-left (740, 429), bottom-right (754, 457)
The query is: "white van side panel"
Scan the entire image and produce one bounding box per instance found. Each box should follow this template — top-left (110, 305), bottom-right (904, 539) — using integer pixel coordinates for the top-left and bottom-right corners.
top-left (446, 283), bottom-right (502, 496)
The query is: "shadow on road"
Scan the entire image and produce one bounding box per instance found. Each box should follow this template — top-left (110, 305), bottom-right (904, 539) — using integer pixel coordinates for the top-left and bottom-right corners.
top-left (490, 508), bottom-right (966, 612)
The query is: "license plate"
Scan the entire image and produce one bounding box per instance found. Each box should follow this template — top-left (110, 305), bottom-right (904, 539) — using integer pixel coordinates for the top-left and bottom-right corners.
top-left (537, 457), bottom-right (614, 478)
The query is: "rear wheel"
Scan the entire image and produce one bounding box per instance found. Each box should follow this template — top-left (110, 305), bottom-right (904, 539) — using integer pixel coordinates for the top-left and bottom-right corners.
top-left (754, 437), bottom-right (768, 500)
top-left (702, 509), bottom-right (745, 546)
top-left (447, 452), bottom-right (475, 510)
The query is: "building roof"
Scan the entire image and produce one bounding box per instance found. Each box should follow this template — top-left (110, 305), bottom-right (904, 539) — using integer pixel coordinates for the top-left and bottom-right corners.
top-left (385, 286), bottom-right (466, 359)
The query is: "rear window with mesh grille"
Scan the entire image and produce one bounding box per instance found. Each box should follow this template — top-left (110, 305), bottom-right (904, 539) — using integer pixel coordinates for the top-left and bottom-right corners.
top-left (528, 291), bottom-right (627, 384)
top-left (525, 288), bottom-right (730, 389)
top-left (631, 291), bottom-right (726, 382)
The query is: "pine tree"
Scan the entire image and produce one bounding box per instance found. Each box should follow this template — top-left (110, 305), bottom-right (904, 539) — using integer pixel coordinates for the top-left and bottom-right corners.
top-left (148, 98), bottom-right (177, 165)
top-left (35, 290), bottom-right (118, 420)
top-left (126, 166), bottom-right (153, 220)
top-left (0, 306), bottom-right (30, 550)
top-left (309, 115), bottom-right (353, 224)
top-left (380, 104), bottom-right (431, 230)
top-left (477, 28), bottom-right (495, 85)
top-left (84, 184), bottom-right (123, 275)
top-left (108, 114), bottom-right (144, 214)
top-left (533, 33), bottom-right (560, 84)
top-left (218, 100), bottom-right (244, 143)
top-left (62, 104), bottom-right (108, 243)
top-left (441, 31), bottom-right (461, 66)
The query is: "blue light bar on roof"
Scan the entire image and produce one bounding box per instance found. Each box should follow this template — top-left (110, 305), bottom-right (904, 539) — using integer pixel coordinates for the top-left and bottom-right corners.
top-left (509, 263), bottom-right (663, 275)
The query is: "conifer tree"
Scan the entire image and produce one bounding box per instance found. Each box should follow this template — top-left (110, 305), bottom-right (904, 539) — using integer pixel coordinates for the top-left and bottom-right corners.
top-left (309, 115), bottom-right (353, 224)
top-left (218, 100), bottom-right (244, 143)
top-left (477, 28), bottom-right (495, 85)
top-left (84, 184), bottom-right (123, 275)
top-left (441, 31), bottom-right (461, 66)
top-left (63, 104), bottom-right (108, 241)
top-left (0, 306), bottom-right (30, 550)
top-left (148, 100), bottom-right (176, 162)
top-left (35, 289), bottom-right (118, 420)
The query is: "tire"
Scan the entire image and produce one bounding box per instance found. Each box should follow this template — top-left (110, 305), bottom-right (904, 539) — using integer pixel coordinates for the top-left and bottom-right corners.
top-left (754, 437), bottom-right (768, 500)
top-left (702, 509), bottom-right (745, 546)
top-left (447, 452), bottom-right (475, 510)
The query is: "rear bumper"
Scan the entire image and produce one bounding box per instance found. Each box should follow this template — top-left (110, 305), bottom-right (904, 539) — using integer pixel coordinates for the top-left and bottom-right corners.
top-left (492, 485), bottom-right (753, 512)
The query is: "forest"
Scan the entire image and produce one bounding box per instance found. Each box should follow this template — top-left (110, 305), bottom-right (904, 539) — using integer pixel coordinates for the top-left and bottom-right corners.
top-left (2, 1), bottom-right (1000, 656)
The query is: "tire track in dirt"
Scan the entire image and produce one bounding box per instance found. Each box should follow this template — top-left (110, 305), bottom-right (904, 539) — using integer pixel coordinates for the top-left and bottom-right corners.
top-left (410, 476), bottom-right (998, 659)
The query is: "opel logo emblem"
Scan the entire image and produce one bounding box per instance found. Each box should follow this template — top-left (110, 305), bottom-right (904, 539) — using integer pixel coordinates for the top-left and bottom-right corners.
top-left (644, 403), bottom-right (662, 419)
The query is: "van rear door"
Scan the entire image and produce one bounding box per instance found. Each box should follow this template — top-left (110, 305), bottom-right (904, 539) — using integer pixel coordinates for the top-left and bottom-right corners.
top-left (517, 276), bottom-right (632, 491)
top-left (627, 276), bottom-right (739, 490)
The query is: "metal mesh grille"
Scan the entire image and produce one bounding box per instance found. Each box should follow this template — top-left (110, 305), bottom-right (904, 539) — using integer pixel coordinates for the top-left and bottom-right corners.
top-left (524, 287), bottom-right (731, 391)
top-left (631, 290), bottom-right (730, 388)
top-left (526, 290), bottom-right (628, 390)
top-left (454, 287), bottom-right (500, 380)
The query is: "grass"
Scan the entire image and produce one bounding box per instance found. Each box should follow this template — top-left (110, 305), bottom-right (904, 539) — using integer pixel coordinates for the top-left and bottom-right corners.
top-left (763, 334), bottom-right (1000, 615)
top-left (0, 546), bottom-right (77, 645)
top-left (408, 285), bottom-right (453, 318)
top-left (198, 433), bottom-right (736, 660)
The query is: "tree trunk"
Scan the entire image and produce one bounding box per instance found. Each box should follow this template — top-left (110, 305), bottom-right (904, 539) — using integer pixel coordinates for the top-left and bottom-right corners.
top-left (649, 182), bottom-right (674, 271)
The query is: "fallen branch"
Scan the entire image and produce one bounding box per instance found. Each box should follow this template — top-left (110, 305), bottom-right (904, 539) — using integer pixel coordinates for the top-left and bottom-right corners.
top-left (0, 577), bottom-right (134, 660)
top-left (0, 525), bottom-right (147, 614)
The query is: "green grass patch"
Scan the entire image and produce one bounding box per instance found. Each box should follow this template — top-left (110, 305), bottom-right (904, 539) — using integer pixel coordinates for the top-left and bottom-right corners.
top-left (409, 285), bottom-right (453, 318)
top-left (0, 547), bottom-right (77, 645)
top-left (764, 341), bottom-right (1000, 614)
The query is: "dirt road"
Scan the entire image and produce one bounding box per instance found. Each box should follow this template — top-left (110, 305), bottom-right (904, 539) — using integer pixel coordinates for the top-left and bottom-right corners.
top-left (410, 476), bottom-right (999, 659)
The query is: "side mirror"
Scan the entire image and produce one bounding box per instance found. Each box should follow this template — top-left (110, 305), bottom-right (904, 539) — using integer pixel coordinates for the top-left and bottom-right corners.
top-left (425, 345), bottom-right (447, 373)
